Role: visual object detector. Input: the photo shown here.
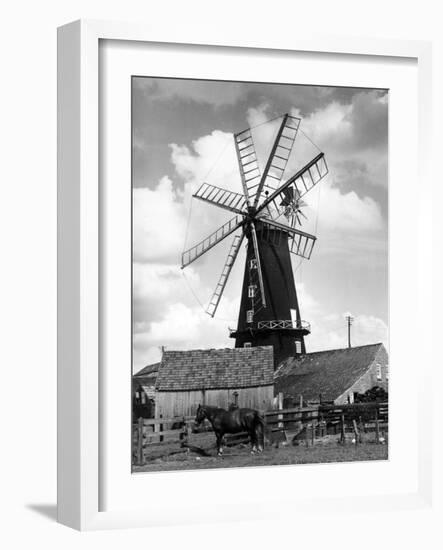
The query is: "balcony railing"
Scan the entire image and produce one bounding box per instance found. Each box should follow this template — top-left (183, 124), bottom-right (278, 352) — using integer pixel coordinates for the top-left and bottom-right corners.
top-left (257, 319), bottom-right (311, 331)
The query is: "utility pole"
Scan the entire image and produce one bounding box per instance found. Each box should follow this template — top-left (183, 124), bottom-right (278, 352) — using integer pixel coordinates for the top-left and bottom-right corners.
top-left (345, 315), bottom-right (354, 348)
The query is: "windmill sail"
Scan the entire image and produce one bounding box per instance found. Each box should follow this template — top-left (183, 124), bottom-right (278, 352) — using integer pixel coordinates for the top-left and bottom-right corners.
top-left (283, 152), bottom-right (328, 199)
top-left (261, 217), bottom-right (317, 260)
top-left (250, 222), bottom-right (267, 309)
top-left (234, 127), bottom-right (261, 204)
top-left (206, 233), bottom-right (244, 317)
top-left (181, 113), bottom-right (327, 359)
top-left (253, 114), bottom-right (300, 207)
top-left (257, 152), bottom-right (328, 220)
top-left (193, 182), bottom-right (247, 214)
top-left (288, 231), bottom-right (316, 259)
top-left (181, 215), bottom-right (244, 268)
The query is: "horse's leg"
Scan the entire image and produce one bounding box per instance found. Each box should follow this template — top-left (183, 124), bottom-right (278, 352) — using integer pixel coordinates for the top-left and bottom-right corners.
top-left (216, 432), bottom-right (224, 456)
top-left (220, 433), bottom-right (225, 455)
top-left (256, 421), bottom-right (264, 453)
top-left (250, 426), bottom-right (257, 454)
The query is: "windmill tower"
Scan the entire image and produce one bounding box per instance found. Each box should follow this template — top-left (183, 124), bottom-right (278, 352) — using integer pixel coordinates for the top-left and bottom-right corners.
top-left (181, 114), bottom-right (328, 367)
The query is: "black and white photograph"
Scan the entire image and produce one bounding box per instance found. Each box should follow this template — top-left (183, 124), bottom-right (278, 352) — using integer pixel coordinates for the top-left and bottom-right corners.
top-left (131, 76), bottom-right (389, 472)
top-left (3, 0), bottom-right (439, 542)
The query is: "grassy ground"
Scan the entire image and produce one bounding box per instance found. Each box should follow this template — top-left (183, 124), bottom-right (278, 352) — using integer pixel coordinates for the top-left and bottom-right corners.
top-left (133, 437), bottom-right (388, 473)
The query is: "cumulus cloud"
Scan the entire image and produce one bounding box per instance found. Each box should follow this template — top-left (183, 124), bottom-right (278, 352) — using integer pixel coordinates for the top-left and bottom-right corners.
top-left (132, 254), bottom-right (242, 371)
top-left (133, 263), bottom-right (199, 326)
top-left (301, 292), bottom-right (388, 353)
top-left (133, 176), bottom-right (187, 264)
top-left (292, 91), bottom-right (387, 154)
top-left (132, 130), bottom-right (247, 371)
top-left (291, 91), bottom-right (388, 189)
top-left (167, 130), bottom-right (248, 260)
top-left (133, 297), bottom-right (241, 372)
top-left (314, 183), bottom-right (383, 234)
top-left (288, 284), bottom-right (388, 353)
top-left (244, 102), bottom-right (385, 242)
top-left (170, 130), bottom-right (238, 192)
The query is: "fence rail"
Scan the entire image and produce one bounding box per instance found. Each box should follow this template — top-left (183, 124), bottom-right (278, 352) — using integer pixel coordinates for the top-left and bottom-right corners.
top-left (133, 402), bottom-right (388, 465)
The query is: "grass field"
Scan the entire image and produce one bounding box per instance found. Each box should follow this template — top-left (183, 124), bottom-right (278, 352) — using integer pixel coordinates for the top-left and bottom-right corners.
top-left (133, 438), bottom-right (388, 473)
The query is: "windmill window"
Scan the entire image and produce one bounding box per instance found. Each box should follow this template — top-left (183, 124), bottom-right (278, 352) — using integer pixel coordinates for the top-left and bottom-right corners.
top-left (250, 259), bottom-right (257, 269)
top-left (295, 340), bottom-right (302, 354)
top-left (246, 310), bottom-right (253, 323)
top-left (244, 342), bottom-right (252, 348)
top-left (248, 285), bottom-right (256, 298)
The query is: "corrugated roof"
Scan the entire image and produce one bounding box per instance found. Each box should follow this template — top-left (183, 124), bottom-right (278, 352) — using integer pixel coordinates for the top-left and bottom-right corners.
top-left (274, 343), bottom-right (386, 401)
top-left (156, 347), bottom-right (274, 391)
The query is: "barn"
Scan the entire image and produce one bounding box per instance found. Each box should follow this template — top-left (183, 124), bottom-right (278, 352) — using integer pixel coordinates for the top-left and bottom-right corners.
top-left (274, 343), bottom-right (388, 405)
top-left (154, 346), bottom-right (274, 419)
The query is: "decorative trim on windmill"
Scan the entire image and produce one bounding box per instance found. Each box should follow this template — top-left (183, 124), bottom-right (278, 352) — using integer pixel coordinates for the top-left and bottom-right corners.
top-left (181, 113), bottom-right (328, 367)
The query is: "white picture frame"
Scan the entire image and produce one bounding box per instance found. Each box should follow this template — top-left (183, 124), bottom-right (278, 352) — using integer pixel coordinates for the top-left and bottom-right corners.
top-left (57, 19), bottom-right (433, 531)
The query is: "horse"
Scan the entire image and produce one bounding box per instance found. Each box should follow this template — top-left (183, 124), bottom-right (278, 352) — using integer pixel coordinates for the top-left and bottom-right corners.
top-left (194, 404), bottom-right (264, 456)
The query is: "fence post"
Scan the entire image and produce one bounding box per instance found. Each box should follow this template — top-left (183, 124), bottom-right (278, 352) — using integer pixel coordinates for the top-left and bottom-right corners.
top-left (159, 414), bottom-right (164, 443)
top-left (305, 423), bottom-right (310, 447)
top-left (277, 392), bottom-right (284, 430)
top-left (137, 417), bottom-right (144, 465)
top-left (375, 408), bottom-right (380, 443)
top-left (299, 395), bottom-right (303, 409)
top-left (311, 422), bottom-right (315, 446)
top-left (340, 413), bottom-right (346, 445)
top-left (180, 416), bottom-right (188, 444)
top-left (352, 419), bottom-right (360, 445)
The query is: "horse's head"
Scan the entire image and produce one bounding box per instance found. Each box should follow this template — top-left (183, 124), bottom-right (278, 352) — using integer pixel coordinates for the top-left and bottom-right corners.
top-left (194, 404), bottom-right (207, 426)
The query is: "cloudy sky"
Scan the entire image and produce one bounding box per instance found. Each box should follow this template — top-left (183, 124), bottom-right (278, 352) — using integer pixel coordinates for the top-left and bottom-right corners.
top-left (132, 77), bottom-right (388, 373)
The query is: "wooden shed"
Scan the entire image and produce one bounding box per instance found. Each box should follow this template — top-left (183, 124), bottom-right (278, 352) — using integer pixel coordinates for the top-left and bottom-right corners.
top-left (155, 346), bottom-right (274, 419)
top-left (274, 343), bottom-right (388, 405)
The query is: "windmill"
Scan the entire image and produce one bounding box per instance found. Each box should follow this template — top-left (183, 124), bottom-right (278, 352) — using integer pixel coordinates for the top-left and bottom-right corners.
top-left (181, 114), bottom-right (328, 367)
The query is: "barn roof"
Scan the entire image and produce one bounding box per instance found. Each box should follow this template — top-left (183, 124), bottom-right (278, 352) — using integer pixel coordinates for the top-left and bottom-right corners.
top-left (274, 343), bottom-right (387, 402)
top-left (134, 362), bottom-right (160, 378)
top-left (156, 347), bottom-right (274, 391)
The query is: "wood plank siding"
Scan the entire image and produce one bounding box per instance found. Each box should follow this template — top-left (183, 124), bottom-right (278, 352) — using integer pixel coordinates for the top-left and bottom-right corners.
top-left (155, 385), bottom-right (274, 419)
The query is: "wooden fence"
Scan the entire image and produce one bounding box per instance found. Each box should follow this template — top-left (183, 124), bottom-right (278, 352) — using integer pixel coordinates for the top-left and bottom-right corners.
top-left (133, 402), bottom-right (388, 465)
top-left (264, 401), bottom-right (388, 446)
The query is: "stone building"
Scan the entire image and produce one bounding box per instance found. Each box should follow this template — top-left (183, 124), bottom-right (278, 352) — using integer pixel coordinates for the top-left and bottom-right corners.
top-left (274, 343), bottom-right (388, 405)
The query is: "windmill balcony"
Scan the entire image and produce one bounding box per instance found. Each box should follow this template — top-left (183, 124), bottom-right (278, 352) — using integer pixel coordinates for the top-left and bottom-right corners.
top-left (257, 319), bottom-right (311, 331)
top-left (229, 319), bottom-right (311, 337)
